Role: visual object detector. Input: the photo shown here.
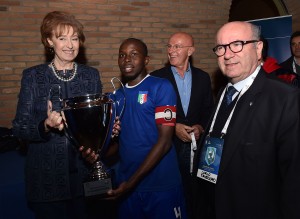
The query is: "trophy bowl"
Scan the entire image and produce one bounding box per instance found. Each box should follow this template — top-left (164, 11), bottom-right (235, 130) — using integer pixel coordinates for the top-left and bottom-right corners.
top-left (61, 93), bottom-right (116, 197)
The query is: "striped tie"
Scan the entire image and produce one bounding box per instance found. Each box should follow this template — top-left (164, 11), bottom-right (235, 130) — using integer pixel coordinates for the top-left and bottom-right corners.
top-left (225, 86), bottom-right (237, 105)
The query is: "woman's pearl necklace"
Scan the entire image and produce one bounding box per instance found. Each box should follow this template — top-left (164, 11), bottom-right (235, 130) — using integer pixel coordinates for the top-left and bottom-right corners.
top-left (50, 61), bottom-right (77, 82)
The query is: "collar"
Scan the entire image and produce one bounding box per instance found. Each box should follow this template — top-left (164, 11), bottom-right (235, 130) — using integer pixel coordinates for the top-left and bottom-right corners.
top-left (228, 65), bottom-right (261, 92)
top-left (126, 74), bottom-right (150, 88)
top-left (171, 63), bottom-right (191, 77)
top-left (294, 56), bottom-right (300, 66)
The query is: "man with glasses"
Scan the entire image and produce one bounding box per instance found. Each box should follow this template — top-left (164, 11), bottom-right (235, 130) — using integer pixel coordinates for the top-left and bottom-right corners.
top-left (192, 21), bottom-right (300, 219)
top-left (151, 32), bottom-right (214, 219)
top-left (280, 31), bottom-right (300, 75)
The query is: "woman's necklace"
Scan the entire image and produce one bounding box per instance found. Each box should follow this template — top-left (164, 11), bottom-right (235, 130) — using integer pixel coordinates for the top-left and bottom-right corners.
top-left (50, 61), bottom-right (77, 82)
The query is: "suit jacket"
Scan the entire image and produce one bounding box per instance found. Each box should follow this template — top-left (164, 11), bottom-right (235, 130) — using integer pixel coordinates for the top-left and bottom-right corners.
top-left (280, 56), bottom-right (295, 73)
top-left (192, 69), bottom-right (300, 219)
top-left (151, 65), bottom-right (214, 139)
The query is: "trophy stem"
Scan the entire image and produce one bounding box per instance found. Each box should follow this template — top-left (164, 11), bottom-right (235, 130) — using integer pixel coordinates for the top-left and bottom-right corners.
top-left (84, 160), bottom-right (112, 197)
top-left (89, 160), bottom-right (110, 180)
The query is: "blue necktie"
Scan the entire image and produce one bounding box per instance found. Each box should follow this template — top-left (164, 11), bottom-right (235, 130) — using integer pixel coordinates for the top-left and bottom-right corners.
top-left (225, 86), bottom-right (237, 105)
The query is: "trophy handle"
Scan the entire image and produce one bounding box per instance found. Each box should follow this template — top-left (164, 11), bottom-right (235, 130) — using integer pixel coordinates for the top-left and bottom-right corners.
top-left (48, 85), bottom-right (80, 148)
top-left (49, 85), bottom-right (83, 149)
top-left (110, 77), bottom-right (126, 120)
top-left (99, 77), bottom-right (126, 153)
top-left (61, 110), bottom-right (81, 149)
top-left (48, 85), bottom-right (62, 112)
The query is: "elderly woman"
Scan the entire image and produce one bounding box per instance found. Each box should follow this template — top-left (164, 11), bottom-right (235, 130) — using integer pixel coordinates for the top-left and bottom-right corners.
top-left (12, 11), bottom-right (105, 219)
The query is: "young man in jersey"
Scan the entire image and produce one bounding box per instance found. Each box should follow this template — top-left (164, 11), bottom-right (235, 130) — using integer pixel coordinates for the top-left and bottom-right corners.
top-left (105, 38), bottom-right (187, 219)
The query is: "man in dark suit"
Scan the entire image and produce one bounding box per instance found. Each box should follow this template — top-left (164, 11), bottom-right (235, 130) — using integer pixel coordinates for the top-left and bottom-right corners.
top-left (280, 31), bottom-right (300, 75)
top-left (151, 32), bottom-right (214, 219)
top-left (192, 21), bottom-right (300, 219)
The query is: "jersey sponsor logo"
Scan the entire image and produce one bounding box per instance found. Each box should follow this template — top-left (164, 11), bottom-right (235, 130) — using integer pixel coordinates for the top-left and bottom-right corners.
top-left (174, 206), bottom-right (182, 219)
top-left (138, 91), bottom-right (148, 104)
top-left (155, 106), bottom-right (176, 125)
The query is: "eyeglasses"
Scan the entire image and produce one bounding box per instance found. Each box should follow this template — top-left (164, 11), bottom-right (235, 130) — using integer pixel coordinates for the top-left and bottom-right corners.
top-left (212, 40), bottom-right (259, 57)
top-left (166, 44), bottom-right (193, 51)
top-left (291, 42), bottom-right (300, 47)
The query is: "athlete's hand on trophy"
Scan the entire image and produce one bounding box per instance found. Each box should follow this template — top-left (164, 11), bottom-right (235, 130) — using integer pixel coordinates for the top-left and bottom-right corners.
top-left (79, 146), bottom-right (99, 163)
top-left (111, 117), bottom-right (121, 138)
top-left (44, 100), bottom-right (64, 132)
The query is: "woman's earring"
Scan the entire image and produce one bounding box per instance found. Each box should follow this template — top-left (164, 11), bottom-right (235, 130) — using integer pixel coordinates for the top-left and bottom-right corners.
top-left (48, 45), bottom-right (54, 53)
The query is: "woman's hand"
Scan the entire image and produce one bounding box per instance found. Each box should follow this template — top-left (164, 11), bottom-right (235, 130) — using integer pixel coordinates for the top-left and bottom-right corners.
top-left (44, 100), bottom-right (64, 132)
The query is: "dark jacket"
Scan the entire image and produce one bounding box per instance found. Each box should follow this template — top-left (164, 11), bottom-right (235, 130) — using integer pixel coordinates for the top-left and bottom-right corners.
top-left (192, 69), bottom-right (300, 219)
top-left (151, 65), bottom-right (214, 139)
top-left (280, 56), bottom-right (296, 73)
top-left (12, 63), bottom-right (101, 202)
top-left (264, 57), bottom-right (299, 87)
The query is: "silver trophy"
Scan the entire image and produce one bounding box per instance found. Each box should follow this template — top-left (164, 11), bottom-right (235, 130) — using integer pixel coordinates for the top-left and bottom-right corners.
top-left (60, 78), bottom-right (125, 197)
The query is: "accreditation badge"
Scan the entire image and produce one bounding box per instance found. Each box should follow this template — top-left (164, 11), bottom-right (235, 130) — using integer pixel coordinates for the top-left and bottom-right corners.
top-left (197, 136), bottom-right (224, 184)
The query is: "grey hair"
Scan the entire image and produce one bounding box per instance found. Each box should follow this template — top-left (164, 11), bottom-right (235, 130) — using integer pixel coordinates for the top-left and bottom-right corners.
top-left (250, 23), bottom-right (261, 40)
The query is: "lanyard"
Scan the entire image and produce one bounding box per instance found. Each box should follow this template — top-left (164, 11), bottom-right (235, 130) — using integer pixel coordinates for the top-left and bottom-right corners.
top-left (208, 70), bottom-right (259, 137)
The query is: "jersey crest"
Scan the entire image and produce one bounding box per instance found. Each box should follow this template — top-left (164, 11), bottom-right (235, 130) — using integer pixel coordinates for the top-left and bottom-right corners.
top-left (138, 91), bottom-right (148, 104)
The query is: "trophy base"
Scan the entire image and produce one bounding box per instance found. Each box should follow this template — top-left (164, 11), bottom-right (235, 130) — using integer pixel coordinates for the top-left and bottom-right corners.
top-left (84, 178), bottom-right (112, 198)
